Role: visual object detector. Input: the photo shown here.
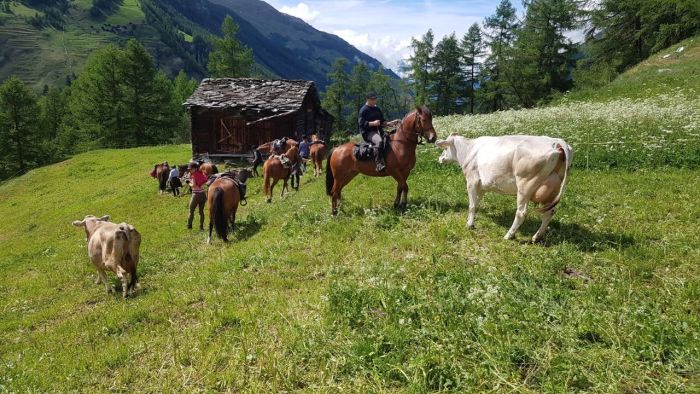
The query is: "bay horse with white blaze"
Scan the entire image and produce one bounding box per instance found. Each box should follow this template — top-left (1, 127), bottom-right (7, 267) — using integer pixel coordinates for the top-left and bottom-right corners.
top-left (207, 169), bottom-right (252, 243)
top-left (326, 106), bottom-right (437, 214)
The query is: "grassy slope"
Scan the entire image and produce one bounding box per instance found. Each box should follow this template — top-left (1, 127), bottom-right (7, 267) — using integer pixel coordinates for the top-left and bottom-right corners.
top-left (561, 35), bottom-right (700, 103)
top-left (435, 35), bottom-right (700, 170)
top-left (0, 144), bottom-right (698, 392)
top-left (0, 0), bottom-right (187, 89)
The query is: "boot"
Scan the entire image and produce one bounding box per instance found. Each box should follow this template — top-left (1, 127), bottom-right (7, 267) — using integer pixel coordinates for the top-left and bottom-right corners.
top-left (375, 155), bottom-right (386, 172)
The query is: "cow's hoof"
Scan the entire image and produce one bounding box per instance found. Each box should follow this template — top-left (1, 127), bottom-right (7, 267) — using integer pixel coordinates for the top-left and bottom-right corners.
top-left (504, 233), bottom-right (515, 240)
top-left (467, 223), bottom-right (475, 229)
top-left (266, 198), bottom-right (272, 203)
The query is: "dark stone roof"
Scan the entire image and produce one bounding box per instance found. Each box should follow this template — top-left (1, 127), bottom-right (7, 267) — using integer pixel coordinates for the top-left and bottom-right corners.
top-left (184, 78), bottom-right (316, 114)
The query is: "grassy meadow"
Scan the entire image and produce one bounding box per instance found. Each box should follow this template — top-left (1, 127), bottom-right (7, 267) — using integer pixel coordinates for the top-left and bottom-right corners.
top-left (0, 142), bottom-right (698, 392)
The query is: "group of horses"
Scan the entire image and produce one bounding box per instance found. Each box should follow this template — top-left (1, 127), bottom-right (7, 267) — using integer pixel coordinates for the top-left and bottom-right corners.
top-left (151, 108), bottom-right (437, 244)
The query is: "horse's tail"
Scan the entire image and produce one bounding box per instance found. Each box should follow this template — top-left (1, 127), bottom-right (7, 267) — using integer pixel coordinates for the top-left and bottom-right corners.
top-left (211, 187), bottom-right (229, 242)
top-left (263, 169), bottom-right (271, 197)
top-left (325, 149), bottom-right (334, 196)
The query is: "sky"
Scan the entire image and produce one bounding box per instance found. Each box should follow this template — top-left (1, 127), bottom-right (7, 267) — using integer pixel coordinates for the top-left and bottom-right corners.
top-left (265, 0), bottom-right (526, 74)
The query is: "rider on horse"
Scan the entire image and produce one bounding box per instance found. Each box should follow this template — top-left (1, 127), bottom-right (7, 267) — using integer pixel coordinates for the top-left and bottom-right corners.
top-left (358, 92), bottom-right (387, 172)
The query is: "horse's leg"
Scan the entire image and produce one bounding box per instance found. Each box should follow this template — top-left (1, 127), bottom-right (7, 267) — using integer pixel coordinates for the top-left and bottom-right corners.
top-left (229, 204), bottom-right (238, 233)
top-left (268, 178), bottom-right (279, 202)
top-left (331, 171), bottom-right (358, 216)
top-left (282, 177), bottom-right (289, 197)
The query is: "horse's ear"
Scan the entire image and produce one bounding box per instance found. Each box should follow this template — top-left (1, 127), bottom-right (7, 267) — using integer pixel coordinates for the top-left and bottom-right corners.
top-left (415, 106), bottom-right (423, 115)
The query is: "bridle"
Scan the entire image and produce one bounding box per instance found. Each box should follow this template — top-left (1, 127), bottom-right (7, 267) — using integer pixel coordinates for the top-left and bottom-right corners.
top-left (391, 111), bottom-right (428, 145)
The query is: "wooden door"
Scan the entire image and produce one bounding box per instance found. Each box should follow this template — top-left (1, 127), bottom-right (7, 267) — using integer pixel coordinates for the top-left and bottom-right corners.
top-left (217, 117), bottom-right (246, 153)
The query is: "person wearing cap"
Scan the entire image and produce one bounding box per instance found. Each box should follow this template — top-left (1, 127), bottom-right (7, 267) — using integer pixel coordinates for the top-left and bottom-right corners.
top-left (186, 161), bottom-right (208, 230)
top-left (358, 91), bottom-right (387, 172)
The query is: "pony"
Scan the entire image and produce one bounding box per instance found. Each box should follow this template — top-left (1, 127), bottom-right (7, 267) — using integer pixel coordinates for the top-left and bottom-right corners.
top-left (207, 169), bottom-right (252, 244)
top-left (263, 145), bottom-right (300, 203)
top-left (309, 135), bottom-right (327, 177)
top-left (326, 106), bottom-right (437, 214)
top-left (151, 162), bottom-right (170, 194)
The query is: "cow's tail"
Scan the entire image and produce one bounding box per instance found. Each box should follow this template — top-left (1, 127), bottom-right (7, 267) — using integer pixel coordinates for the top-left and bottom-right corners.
top-left (537, 143), bottom-right (573, 213)
top-left (325, 149), bottom-right (334, 196)
top-left (212, 187), bottom-right (229, 242)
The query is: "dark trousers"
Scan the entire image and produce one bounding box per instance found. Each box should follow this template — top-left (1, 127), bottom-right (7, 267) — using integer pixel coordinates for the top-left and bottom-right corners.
top-left (170, 177), bottom-right (181, 196)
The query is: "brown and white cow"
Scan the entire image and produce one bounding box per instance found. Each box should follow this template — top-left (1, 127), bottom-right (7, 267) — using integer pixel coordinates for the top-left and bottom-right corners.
top-left (435, 134), bottom-right (573, 242)
top-left (72, 215), bottom-right (141, 298)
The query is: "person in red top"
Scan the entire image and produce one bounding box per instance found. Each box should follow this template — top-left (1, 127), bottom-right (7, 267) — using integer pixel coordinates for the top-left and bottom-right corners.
top-left (187, 162), bottom-right (209, 230)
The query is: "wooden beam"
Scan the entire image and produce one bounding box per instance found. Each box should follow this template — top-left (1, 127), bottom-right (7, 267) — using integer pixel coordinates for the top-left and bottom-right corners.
top-left (246, 110), bottom-right (296, 126)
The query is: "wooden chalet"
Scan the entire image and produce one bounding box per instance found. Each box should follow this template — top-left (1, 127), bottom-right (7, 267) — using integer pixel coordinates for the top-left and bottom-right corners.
top-left (184, 78), bottom-right (334, 159)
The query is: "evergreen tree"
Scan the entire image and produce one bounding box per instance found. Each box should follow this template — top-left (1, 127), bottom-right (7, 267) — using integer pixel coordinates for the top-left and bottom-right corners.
top-left (39, 86), bottom-right (69, 141)
top-left (508, 0), bottom-right (580, 107)
top-left (321, 58), bottom-right (349, 132)
top-left (347, 62), bottom-right (371, 126)
top-left (120, 39), bottom-right (178, 145)
top-left (431, 33), bottom-right (463, 115)
top-left (172, 70), bottom-right (200, 143)
top-left (208, 15), bottom-right (254, 78)
top-left (0, 77), bottom-right (40, 176)
top-left (407, 29), bottom-right (434, 106)
top-left (461, 23), bottom-right (484, 114)
top-left (482, 0), bottom-right (519, 111)
top-left (65, 44), bottom-right (125, 150)
top-left (368, 67), bottom-right (399, 119)
top-left (585, 0), bottom-right (699, 77)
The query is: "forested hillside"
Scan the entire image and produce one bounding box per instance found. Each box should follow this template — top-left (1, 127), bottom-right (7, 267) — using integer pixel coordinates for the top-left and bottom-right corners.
top-left (0, 0), bottom-right (391, 89)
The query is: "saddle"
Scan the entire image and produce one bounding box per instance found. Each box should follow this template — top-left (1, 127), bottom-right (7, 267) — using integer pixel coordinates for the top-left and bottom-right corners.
top-left (270, 154), bottom-right (292, 168)
top-left (353, 134), bottom-right (390, 162)
top-left (214, 172), bottom-right (249, 205)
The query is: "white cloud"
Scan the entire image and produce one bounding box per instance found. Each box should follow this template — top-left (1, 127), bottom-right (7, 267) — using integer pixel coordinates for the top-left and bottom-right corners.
top-left (333, 29), bottom-right (412, 72)
top-left (279, 2), bottom-right (320, 23)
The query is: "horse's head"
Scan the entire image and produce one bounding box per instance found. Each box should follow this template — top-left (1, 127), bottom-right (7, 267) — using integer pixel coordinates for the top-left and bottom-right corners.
top-left (413, 106), bottom-right (437, 143)
top-left (236, 169), bottom-right (253, 183)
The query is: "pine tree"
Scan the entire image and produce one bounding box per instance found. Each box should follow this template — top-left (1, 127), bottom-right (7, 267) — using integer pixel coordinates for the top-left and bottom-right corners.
top-left (407, 29), bottom-right (434, 106)
top-left (119, 39), bottom-right (179, 145)
top-left (461, 23), bottom-right (484, 114)
top-left (208, 15), bottom-right (254, 78)
top-left (509, 0), bottom-right (580, 107)
top-left (431, 33), bottom-right (463, 115)
top-left (66, 44), bottom-right (125, 150)
top-left (321, 58), bottom-right (349, 132)
top-left (348, 62), bottom-right (371, 126)
top-left (39, 86), bottom-right (69, 141)
top-left (482, 0), bottom-right (519, 111)
top-left (0, 77), bottom-right (40, 176)
top-left (172, 70), bottom-right (200, 143)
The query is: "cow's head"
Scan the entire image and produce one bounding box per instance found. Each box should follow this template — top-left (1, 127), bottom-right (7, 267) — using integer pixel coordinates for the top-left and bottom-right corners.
top-left (72, 215), bottom-right (111, 240)
top-left (435, 135), bottom-right (458, 164)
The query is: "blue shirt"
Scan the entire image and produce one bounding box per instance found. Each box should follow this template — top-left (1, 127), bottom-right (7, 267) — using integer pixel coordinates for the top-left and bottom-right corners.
top-left (299, 141), bottom-right (310, 158)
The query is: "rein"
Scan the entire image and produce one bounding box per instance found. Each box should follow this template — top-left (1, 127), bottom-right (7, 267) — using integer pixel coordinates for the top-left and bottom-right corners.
top-left (390, 111), bottom-right (424, 145)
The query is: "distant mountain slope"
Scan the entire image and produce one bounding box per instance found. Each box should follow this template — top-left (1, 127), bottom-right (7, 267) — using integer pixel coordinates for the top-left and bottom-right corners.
top-left (209, 0), bottom-right (398, 81)
top-left (0, 0), bottom-right (395, 90)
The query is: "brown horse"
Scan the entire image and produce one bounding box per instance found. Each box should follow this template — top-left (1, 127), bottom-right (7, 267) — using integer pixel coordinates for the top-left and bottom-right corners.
top-left (207, 170), bottom-right (252, 243)
top-left (257, 138), bottom-right (298, 155)
top-left (309, 135), bottom-right (327, 177)
top-left (263, 145), bottom-right (300, 203)
top-left (326, 106), bottom-right (437, 214)
top-left (151, 162), bottom-right (170, 194)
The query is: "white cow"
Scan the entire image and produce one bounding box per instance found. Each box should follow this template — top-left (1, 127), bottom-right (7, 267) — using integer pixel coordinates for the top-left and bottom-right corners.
top-left (435, 134), bottom-right (573, 242)
top-left (72, 215), bottom-right (141, 298)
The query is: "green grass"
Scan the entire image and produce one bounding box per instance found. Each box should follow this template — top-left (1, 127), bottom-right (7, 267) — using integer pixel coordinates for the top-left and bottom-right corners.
top-left (105, 0), bottom-right (145, 25)
top-left (436, 35), bottom-right (700, 171)
top-left (561, 35), bottom-right (700, 104)
top-left (0, 144), bottom-right (698, 392)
